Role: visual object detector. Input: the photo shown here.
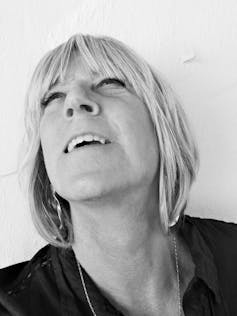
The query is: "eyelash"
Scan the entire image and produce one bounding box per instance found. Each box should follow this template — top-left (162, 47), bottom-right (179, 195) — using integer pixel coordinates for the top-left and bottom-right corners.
top-left (41, 92), bottom-right (65, 107)
top-left (41, 77), bottom-right (126, 107)
top-left (96, 77), bottom-right (126, 88)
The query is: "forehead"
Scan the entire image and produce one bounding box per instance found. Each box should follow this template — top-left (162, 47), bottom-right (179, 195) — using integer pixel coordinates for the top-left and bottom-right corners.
top-left (40, 45), bottom-right (134, 96)
top-left (54, 53), bottom-right (124, 90)
top-left (60, 56), bottom-right (101, 83)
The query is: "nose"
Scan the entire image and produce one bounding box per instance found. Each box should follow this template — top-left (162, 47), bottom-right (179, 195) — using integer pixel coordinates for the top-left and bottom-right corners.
top-left (63, 89), bottom-right (100, 119)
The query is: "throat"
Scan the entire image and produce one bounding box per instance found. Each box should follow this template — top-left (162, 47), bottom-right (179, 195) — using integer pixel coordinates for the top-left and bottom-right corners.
top-left (73, 225), bottom-right (177, 299)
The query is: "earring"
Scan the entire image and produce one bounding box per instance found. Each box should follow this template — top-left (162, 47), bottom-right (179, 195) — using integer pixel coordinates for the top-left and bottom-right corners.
top-left (169, 215), bottom-right (180, 227)
top-left (51, 185), bottom-right (63, 230)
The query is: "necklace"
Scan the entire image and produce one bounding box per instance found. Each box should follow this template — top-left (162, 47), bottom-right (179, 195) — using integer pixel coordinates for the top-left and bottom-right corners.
top-left (77, 235), bottom-right (181, 316)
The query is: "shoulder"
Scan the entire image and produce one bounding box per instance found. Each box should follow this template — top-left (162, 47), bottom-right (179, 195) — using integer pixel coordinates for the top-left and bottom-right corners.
top-left (0, 245), bottom-right (66, 315)
top-left (184, 215), bottom-right (237, 245)
top-left (183, 215), bottom-right (237, 257)
top-left (0, 244), bottom-right (53, 294)
top-left (184, 215), bottom-right (237, 291)
top-left (182, 216), bottom-right (237, 314)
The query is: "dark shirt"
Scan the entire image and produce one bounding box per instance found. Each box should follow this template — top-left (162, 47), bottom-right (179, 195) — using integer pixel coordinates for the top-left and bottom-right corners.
top-left (1, 215), bottom-right (237, 316)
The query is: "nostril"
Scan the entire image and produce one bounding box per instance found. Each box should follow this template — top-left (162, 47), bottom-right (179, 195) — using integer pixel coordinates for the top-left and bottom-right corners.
top-left (65, 102), bottom-right (100, 118)
top-left (80, 104), bottom-right (93, 112)
top-left (66, 108), bottom-right (73, 117)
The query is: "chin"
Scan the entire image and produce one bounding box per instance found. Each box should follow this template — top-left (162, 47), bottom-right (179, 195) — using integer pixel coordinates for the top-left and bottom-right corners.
top-left (61, 177), bottom-right (116, 202)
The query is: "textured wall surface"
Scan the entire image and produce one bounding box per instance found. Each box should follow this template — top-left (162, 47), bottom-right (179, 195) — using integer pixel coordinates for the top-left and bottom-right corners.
top-left (0, 0), bottom-right (237, 268)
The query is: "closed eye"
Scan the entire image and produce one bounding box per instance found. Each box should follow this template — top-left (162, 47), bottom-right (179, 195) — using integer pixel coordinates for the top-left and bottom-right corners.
top-left (41, 92), bottom-right (66, 107)
top-left (96, 78), bottom-right (126, 88)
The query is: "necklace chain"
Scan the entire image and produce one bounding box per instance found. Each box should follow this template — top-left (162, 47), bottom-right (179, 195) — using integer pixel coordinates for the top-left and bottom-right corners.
top-left (77, 235), bottom-right (181, 316)
top-left (77, 260), bottom-right (97, 316)
top-left (173, 235), bottom-right (181, 315)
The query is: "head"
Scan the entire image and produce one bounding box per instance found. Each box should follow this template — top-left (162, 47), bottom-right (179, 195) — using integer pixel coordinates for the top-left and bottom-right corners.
top-left (19, 33), bottom-right (199, 248)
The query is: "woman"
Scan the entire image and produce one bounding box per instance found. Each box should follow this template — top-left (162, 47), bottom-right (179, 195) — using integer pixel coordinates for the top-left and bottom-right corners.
top-left (0, 33), bottom-right (237, 316)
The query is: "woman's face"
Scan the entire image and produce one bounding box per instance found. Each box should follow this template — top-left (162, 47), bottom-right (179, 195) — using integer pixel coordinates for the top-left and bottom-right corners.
top-left (40, 56), bottom-right (159, 203)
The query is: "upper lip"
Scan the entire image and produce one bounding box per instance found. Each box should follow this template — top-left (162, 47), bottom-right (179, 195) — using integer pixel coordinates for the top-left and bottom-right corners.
top-left (64, 132), bottom-right (112, 153)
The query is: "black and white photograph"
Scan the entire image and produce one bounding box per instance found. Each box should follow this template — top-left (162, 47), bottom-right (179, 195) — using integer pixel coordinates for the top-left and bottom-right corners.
top-left (0, 1), bottom-right (237, 315)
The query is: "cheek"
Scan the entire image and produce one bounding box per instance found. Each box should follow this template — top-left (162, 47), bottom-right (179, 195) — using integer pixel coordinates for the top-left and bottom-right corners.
top-left (39, 121), bottom-right (60, 188)
top-left (127, 105), bottom-right (157, 147)
top-left (39, 118), bottom-right (51, 153)
top-left (39, 116), bottom-right (59, 167)
top-left (118, 105), bottom-right (159, 167)
top-left (40, 112), bottom-right (61, 148)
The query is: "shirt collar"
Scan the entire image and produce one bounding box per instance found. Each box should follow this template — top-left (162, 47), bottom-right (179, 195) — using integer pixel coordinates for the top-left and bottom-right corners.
top-left (178, 215), bottom-right (221, 303)
top-left (55, 246), bottom-right (123, 315)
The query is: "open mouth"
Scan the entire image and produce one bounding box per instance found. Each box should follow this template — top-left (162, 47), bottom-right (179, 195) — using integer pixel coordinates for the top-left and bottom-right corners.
top-left (65, 140), bottom-right (111, 153)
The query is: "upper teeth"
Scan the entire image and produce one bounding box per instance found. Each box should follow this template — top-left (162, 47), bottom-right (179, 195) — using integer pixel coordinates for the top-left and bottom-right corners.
top-left (67, 134), bottom-right (107, 153)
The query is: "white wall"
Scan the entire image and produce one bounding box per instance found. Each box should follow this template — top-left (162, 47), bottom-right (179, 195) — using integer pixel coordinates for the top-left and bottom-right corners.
top-left (0, 0), bottom-right (237, 268)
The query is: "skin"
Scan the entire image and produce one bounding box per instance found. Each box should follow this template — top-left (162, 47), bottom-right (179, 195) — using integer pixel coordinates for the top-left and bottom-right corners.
top-left (40, 56), bottom-right (194, 315)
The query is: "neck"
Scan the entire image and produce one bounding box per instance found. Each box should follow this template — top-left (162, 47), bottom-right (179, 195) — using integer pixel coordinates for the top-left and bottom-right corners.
top-left (70, 185), bottom-right (180, 315)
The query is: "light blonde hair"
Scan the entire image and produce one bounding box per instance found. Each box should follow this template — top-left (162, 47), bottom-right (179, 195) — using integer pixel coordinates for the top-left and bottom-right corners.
top-left (19, 33), bottom-right (199, 248)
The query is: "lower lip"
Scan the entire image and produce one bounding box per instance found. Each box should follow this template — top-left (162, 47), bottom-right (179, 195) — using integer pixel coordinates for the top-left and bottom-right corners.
top-left (67, 143), bottom-right (112, 154)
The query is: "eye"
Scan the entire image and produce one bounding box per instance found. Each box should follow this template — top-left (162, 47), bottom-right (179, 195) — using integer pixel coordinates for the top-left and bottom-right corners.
top-left (41, 92), bottom-right (66, 107)
top-left (96, 78), bottom-right (126, 88)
